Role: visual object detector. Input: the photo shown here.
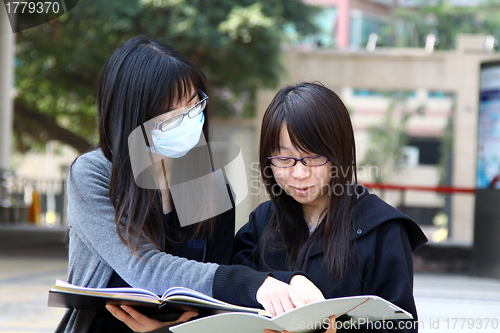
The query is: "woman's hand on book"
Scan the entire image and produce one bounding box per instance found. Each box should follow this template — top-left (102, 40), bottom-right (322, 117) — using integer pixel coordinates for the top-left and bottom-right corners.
top-left (106, 305), bottom-right (198, 332)
top-left (289, 275), bottom-right (325, 304)
top-left (257, 276), bottom-right (305, 316)
top-left (264, 315), bottom-right (337, 333)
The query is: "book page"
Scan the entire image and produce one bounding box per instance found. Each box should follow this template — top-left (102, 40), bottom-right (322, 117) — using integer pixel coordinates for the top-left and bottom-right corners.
top-left (53, 280), bottom-right (160, 300)
top-left (166, 295), bottom-right (414, 333)
top-left (170, 312), bottom-right (283, 333)
top-left (347, 296), bottom-right (413, 321)
top-left (162, 287), bottom-right (268, 315)
top-left (271, 295), bottom-right (413, 332)
top-left (163, 295), bottom-right (267, 315)
top-left (271, 296), bottom-right (367, 332)
top-left (162, 286), bottom-right (228, 305)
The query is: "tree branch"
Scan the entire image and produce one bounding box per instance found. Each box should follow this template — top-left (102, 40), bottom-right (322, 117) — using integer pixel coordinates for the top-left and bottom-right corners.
top-left (14, 101), bottom-right (94, 154)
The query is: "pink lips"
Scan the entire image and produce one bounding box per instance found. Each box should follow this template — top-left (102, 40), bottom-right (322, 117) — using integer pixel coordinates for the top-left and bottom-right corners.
top-left (291, 186), bottom-right (312, 195)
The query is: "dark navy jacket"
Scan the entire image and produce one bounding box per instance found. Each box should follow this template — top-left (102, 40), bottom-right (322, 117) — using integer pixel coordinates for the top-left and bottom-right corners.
top-left (232, 189), bottom-right (427, 332)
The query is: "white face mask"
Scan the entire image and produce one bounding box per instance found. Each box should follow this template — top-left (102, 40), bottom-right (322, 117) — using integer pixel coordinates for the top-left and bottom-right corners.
top-left (150, 112), bottom-right (205, 158)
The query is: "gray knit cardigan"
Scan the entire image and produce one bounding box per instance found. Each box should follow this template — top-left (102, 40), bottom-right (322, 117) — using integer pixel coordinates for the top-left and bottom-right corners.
top-left (55, 149), bottom-right (220, 332)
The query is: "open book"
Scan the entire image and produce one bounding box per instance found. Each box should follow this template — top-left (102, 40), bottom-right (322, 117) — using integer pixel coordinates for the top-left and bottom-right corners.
top-left (170, 295), bottom-right (413, 333)
top-left (48, 280), bottom-right (269, 317)
top-left (49, 281), bottom-right (412, 333)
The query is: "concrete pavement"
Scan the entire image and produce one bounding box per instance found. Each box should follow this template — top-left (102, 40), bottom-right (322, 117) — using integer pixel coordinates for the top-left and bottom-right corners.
top-left (0, 256), bottom-right (67, 333)
top-left (414, 274), bottom-right (500, 332)
top-left (0, 225), bottom-right (68, 333)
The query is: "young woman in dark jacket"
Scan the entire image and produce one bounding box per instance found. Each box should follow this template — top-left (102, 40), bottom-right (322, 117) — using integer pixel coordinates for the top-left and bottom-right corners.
top-left (232, 82), bottom-right (427, 332)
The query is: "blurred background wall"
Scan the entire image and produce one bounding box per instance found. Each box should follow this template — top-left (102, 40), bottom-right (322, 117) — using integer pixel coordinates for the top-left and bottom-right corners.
top-left (2, 0), bottom-right (500, 273)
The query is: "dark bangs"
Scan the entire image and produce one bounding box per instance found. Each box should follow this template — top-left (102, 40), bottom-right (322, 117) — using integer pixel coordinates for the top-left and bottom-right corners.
top-left (130, 41), bottom-right (210, 126)
top-left (152, 47), bottom-right (208, 117)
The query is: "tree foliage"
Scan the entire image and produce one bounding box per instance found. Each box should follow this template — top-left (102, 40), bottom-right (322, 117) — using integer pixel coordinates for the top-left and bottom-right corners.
top-left (382, 0), bottom-right (500, 49)
top-left (361, 94), bottom-right (425, 183)
top-left (14, 0), bottom-right (318, 153)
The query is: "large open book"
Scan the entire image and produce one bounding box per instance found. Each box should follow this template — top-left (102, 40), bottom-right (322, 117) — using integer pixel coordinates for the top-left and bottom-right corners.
top-left (49, 280), bottom-right (413, 333)
top-left (169, 295), bottom-right (413, 333)
top-left (48, 280), bottom-right (269, 317)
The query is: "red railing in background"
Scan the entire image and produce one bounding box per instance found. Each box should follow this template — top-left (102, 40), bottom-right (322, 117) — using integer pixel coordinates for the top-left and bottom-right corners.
top-left (361, 183), bottom-right (476, 242)
top-left (361, 183), bottom-right (475, 213)
top-left (361, 183), bottom-right (475, 194)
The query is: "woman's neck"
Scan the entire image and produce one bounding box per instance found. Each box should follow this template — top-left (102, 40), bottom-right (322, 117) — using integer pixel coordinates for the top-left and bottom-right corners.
top-left (302, 192), bottom-right (329, 227)
top-left (154, 159), bottom-right (173, 215)
top-left (303, 204), bottom-right (328, 227)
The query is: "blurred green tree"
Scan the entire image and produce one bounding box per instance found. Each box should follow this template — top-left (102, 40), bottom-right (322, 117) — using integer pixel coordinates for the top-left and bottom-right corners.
top-left (361, 93), bottom-right (425, 183)
top-left (14, 0), bottom-right (318, 153)
top-left (382, 0), bottom-right (500, 49)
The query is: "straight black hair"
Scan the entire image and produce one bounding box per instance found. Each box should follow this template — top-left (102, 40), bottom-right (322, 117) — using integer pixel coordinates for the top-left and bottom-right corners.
top-left (96, 36), bottom-right (215, 253)
top-left (259, 82), bottom-right (358, 281)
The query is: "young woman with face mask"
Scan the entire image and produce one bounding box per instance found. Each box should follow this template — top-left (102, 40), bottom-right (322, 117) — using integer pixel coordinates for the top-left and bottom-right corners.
top-left (233, 82), bottom-right (428, 333)
top-left (56, 37), bottom-right (324, 333)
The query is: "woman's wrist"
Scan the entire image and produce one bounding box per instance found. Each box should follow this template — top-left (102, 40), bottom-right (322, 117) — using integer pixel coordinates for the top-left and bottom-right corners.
top-left (213, 265), bottom-right (270, 308)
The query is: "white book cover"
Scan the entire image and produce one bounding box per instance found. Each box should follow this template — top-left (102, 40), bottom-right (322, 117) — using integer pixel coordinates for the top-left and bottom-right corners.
top-left (170, 295), bottom-right (413, 333)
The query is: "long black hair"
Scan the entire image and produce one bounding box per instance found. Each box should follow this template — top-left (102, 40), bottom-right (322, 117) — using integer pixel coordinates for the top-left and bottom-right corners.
top-left (96, 36), bottom-right (215, 253)
top-left (259, 82), bottom-right (358, 281)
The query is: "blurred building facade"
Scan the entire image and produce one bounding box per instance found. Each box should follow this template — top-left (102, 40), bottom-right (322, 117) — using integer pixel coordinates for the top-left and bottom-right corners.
top-left (5, 40), bottom-right (498, 245)
top-left (2, 1), bottom-right (497, 248)
top-left (303, 0), bottom-right (391, 49)
top-left (303, 0), bottom-right (485, 49)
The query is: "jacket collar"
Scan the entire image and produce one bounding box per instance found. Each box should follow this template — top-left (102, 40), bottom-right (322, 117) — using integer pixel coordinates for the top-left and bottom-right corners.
top-left (305, 186), bottom-right (428, 259)
top-left (351, 186), bottom-right (427, 251)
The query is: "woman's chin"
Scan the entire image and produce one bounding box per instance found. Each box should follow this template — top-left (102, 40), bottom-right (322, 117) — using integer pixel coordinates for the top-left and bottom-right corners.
top-left (289, 194), bottom-right (315, 205)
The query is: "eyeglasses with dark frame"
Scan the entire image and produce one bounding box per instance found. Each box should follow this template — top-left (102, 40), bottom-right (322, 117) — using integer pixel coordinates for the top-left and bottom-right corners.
top-left (268, 155), bottom-right (330, 168)
top-left (153, 90), bottom-right (208, 132)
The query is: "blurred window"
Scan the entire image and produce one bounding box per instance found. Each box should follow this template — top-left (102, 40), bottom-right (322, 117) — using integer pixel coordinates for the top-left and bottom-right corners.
top-left (408, 137), bottom-right (442, 165)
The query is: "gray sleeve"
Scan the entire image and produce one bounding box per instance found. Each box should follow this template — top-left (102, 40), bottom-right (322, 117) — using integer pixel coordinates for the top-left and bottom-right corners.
top-left (67, 151), bottom-right (218, 296)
